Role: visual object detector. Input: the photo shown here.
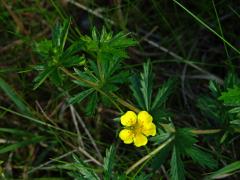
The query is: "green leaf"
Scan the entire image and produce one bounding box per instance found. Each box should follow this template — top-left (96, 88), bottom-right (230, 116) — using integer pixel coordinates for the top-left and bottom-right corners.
top-left (174, 128), bottom-right (217, 170)
top-left (208, 80), bottom-right (221, 97)
top-left (33, 67), bottom-right (55, 90)
top-left (170, 146), bottom-right (185, 180)
top-left (103, 145), bottom-right (116, 180)
top-left (219, 86), bottom-right (240, 106)
top-left (197, 96), bottom-right (225, 124)
top-left (71, 154), bottom-right (100, 180)
top-left (61, 56), bottom-right (85, 67)
top-left (229, 107), bottom-right (240, 114)
top-left (0, 128), bottom-right (34, 137)
top-left (186, 147), bottom-right (217, 169)
top-left (52, 19), bottom-right (71, 53)
top-left (151, 78), bottom-right (176, 111)
top-left (230, 119), bottom-right (240, 125)
top-left (0, 77), bottom-right (31, 115)
top-left (130, 74), bottom-right (145, 109)
top-left (140, 61), bottom-right (153, 111)
top-left (34, 39), bottom-right (52, 58)
top-left (50, 68), bottom-right (62, 86)
top-left (85, 92), bottom-right (98, 116)
top-left (134, 173), bottom-right (152, 180)
top-left (68, 88), bottom-right (95, 104)
top-left (0, 136), bottom-right (45, 154)
top-left (62, 40), bottom-right (84, 58)
top-left (174, 128), bottom-right (197, 154)
top-left (224, 73), bottom-right (240, 89)
top-left (205, 161), bottom-right (240, 179)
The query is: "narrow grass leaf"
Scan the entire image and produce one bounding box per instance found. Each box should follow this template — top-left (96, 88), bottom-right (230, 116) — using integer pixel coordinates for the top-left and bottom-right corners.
top-left (0, 136), bottom-right (45, 154)
top-left (173, 0), bottom-right (240, 55)
top-left (0, 77), bottom-right (31, 115)
top-left (205, 161), bottom-right (240, 179)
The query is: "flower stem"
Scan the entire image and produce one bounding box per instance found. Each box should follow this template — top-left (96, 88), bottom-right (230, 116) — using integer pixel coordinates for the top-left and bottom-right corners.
top-left (125, 136), bottom-right (174, 175)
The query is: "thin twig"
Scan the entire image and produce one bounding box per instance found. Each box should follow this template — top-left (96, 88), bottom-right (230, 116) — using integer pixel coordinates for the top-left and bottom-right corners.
top-left (35, 100), bottom-right (58, 127)
top-left (73, 107), bottom-right (103, 161)
top-left (77, 146), bottom-right (103, 166)
top-left (28, 149), bottom-right (77, 174)
top-left (70, 105), bottom-right (85, 149)
top-left (66, 0), bottom-right (114, 24)
top-left (142, 37), bottom-right (224, 85)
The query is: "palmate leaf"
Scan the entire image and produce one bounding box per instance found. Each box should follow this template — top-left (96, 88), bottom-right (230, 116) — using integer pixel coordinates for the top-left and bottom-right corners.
top-left (170, 146), bottom-right (185, 180)
top-left (81, 27), bottom-right (137, 59)
top-left (218, 86), bottom-right (240, 106)
top-left (130, 61), bottom-right (175, 112)
top-left (174, 128), bottom-right (197, 154)
top-left (173, 128), bottom-right (217, 174)
top-left (103, 145), bottom-right (116, 180)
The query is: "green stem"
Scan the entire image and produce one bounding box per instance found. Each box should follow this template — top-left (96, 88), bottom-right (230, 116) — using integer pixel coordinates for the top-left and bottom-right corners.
top-left (60, 67), bottom-right (140, 113)
top-left (191, 129), bottom-right (221, 135)
top-left (125, 136), bottom-right (174, 175)
top-left (110, 92), bottom-right (140, 113)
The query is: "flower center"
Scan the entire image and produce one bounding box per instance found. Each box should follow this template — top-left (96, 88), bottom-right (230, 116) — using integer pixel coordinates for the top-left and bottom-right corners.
top-left (129, 123), bottom-right (143, 135)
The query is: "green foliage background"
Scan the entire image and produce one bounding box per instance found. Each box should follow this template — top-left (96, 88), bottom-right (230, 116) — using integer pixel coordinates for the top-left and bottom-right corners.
top-left (0, 0), bottom-right (240, 179)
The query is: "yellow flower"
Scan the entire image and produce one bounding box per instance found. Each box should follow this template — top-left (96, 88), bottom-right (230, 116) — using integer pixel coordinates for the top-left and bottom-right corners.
top-left (119, 111), bottom-right (156, 147)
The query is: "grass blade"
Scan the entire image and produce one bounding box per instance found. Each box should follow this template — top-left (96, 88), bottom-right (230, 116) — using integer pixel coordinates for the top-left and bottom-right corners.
top-left (173, 0), bottom-right (240, 55)
top-left (0, 77), bottom-right (31, 115)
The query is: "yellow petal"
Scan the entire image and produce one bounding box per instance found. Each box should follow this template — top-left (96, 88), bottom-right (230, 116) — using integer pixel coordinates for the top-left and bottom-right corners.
top-left (123, 139), bottom-right (133, 144)
top-left (142, 122), bottom-right (156, 136)
top-left (120, 111), bottom-right (137, 126)
top-left (137, 111), bottom-right (153, 125)
top-left (133, 133), bottom-right (148, 147)
top-left (119, 129), bottom-right (134, 144)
